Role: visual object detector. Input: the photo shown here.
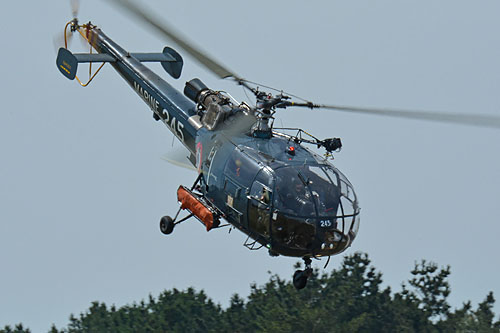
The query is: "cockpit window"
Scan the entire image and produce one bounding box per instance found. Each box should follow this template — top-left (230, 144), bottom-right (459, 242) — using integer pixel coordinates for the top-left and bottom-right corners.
top-left (324, 167), bottom-right (339, 186)
top-left (274, 166), bottom-right (341, 217)
top-left (274, 167), bottom-right (316, 216)
top-left (303, 166), bottom-right (341, 217)
top-left (271, 163), bottom-right (360, 253)
top-left (250, 181), bottom-right (272, 205)
top-left (225, 150), bottom-right (260, 187)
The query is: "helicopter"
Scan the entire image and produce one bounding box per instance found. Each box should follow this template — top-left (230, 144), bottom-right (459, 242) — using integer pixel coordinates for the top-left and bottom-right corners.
top-left (56, 0), bottom-right (500, 289)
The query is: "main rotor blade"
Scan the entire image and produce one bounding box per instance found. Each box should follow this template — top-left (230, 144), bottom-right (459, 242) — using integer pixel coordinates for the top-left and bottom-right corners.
top-left (161, 149), bottom-right (196, 172)
top-left (107, 0), bottom-right (242, 81)
top-left (313, 104), bottom-right (500, 129)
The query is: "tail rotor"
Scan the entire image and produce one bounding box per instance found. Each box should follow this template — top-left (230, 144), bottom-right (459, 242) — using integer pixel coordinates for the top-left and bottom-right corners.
top-left (53, 0), bottom-right (83, 52)
top-left (70, 0), bottom-right (80, 19)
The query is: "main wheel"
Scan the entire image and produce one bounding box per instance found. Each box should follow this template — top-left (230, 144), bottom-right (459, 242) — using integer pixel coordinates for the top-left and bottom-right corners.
top-left (293, 270), bottom-right (308, 290)
top-left (160, 216), bottom-right (174, 235)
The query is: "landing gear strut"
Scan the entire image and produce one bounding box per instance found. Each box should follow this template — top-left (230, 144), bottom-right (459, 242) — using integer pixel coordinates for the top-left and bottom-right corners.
top-left (159, 211), bottom-right (194, 235)
top-left (293, 257), bottom-right (312, 290)
top-left (159, 173), bottom-right (201, 235)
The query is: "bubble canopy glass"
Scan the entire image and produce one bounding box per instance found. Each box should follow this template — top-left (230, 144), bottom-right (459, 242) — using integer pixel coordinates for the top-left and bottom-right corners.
top-left (271, 164), bottom-right (360, 254)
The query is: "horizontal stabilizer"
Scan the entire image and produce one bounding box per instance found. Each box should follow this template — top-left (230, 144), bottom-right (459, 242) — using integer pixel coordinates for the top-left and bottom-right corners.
top-left (129, 47), bottom-right (184, 79)
top-left (56, 46), bottom-right (184, 81)
top-left (131, 52), bottom-right (175, 62)
top-left (74, 53), bottom-right (117, 63)
top-left (57, 48), bottom-right (117, 80)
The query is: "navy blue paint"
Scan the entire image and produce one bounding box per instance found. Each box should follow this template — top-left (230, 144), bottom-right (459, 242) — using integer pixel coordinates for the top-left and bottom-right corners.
top-left (56, 28), bottom-right (360, 259)
top-left (92, 29), bottom-right (200, 154)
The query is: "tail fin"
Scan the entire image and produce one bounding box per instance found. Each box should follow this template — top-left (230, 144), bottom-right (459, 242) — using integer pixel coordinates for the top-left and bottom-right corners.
top-left (56, 48), bottom-right (78, 80)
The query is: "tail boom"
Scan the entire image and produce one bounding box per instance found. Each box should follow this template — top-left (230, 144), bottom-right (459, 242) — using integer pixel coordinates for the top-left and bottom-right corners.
top-left (63, 27), bottom-right (204, 155)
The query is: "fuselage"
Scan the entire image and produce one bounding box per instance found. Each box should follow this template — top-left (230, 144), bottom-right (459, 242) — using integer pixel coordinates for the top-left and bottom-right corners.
top-left (89, 27), bottom-right (360, 258)
top-left (196, 131), bottom-right (360, 257)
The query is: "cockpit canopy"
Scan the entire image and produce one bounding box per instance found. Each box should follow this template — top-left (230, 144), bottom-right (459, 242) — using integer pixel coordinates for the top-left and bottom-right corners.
top-left (271, 164), bottom-right (360, 254)
top-left (276, 165), bottom-right (357, 216)
top-left (221, 142), bottom-right (360, 256)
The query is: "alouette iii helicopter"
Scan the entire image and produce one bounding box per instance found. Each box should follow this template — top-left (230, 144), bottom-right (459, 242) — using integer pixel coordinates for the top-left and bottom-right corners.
top-left (56, 0), bottom-right (500, 289)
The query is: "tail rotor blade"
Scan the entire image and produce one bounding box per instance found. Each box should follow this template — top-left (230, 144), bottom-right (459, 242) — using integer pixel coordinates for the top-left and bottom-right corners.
top-left (71, 0), bottom-right (80, 19)
top-left (53, 31), bottom-right (74, 53)
top-left (53, 33), bottom-right (66, 53)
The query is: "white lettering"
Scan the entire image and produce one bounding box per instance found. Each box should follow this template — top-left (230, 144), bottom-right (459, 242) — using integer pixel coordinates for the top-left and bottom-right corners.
top-left (177, 121), bottom-right (184, 142)
top-left (320, 220), bottom-right (332, 228)
top-left (161, 108), bottom-right (170, 123)
top-left (133, 81), bottom-right (185, 143)
top-left (170, 117), bottom-right (176, 131)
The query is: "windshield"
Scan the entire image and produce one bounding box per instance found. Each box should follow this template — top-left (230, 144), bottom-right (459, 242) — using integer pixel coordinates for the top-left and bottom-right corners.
top-left (274, 165), bottom-right (341, 217)
top-left (270, 163), bottom-right (360, 253)
top-left (274, 166), bottom-right (314, 216)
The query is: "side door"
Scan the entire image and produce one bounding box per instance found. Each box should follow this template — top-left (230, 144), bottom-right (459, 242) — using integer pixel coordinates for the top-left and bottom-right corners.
top-left (223, 150), bottom-right (260, 228)
top-left (247, 169), bottom-right (274, 239)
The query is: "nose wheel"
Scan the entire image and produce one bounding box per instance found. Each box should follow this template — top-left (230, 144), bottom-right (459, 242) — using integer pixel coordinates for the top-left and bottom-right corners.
top-left (293, 257), bottom-right (312, 290)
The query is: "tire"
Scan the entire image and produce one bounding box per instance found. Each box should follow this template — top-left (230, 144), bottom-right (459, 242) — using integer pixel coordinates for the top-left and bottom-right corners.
top-left (293, 270), bottom-right (308, 290)
top-left (160, 216), bottom-right (174, 235)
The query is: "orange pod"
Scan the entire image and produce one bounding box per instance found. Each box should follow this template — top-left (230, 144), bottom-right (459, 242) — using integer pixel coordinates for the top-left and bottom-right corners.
top-left (177, 186), bottom-right (215, 231)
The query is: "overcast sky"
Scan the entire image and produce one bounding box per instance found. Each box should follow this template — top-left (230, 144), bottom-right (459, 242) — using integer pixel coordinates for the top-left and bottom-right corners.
top-left (1, 0), bottom-right (499, 331)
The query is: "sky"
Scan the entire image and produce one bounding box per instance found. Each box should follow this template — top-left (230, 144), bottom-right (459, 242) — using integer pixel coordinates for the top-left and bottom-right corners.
top-left (1, 0), bottom-right (500, 331)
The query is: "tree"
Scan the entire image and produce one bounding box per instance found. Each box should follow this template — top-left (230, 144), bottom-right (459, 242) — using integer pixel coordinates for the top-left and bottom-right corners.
top-left (5, 253), bottom-right (500, 332)
top-left (0, 324), bottom-right (31, 333)
top-left (403, 260), bottom-right (451, 320)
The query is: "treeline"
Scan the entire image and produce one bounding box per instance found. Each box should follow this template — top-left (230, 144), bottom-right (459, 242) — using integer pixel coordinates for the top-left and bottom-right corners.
top-left (2, 253), bottom-right (499, 332)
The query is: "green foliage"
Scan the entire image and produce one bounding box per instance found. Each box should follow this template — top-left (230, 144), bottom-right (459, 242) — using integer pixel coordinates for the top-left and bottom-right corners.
top-left (49, 288), bottom-right (222, 333)
top-left (404, 260), bottom-right (451, 320)
top-left (0, 324), bottom-right (31, 333)
top-left (4, 253), bottom-right (500, 332)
